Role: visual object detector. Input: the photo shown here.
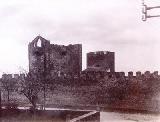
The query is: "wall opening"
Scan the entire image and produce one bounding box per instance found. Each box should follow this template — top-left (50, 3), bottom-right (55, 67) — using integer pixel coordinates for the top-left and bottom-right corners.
top-left (37, 39), bottom-right (42, 47)
top-left (61, 51), bottom-right (67, 56)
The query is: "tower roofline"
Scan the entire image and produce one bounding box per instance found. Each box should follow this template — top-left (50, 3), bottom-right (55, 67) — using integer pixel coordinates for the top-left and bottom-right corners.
top-left (87, 51), bottom-right (114, 55)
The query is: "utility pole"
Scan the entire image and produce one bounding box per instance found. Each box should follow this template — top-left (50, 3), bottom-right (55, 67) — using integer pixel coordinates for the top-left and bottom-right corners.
top-left (142, 0), bottom-right (160, 21)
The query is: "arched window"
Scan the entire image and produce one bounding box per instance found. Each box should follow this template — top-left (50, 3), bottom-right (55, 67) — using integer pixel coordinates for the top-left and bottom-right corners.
top-left (37, 39), bottom-right (42, 47)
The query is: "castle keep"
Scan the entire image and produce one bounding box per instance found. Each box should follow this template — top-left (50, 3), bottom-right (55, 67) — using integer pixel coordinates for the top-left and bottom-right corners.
top-left (87, 51), bottom-right (115, 72)
top-left (28, 36), bottom-right (82, 77)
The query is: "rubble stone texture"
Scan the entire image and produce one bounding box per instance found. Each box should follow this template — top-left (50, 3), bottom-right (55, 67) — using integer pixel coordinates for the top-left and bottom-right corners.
top-left (1, 36), bottom-right (160, 113)
top-left (28, 36), bottom-right (82, 77)
top-left (87, 51), bottom-right (115, 72)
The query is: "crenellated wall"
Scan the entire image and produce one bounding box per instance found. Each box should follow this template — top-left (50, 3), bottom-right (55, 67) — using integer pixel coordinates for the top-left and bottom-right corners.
top-left (81, 70), bottom-right (160, 82)
top-left (1, 73), bottom-right (25, 79)
top-left (1, 70), bottom-right (160, 112)
top-left (0, 37), bottom-right (160, 112)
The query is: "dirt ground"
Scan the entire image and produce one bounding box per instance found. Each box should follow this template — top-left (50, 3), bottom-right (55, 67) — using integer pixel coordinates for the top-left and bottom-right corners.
top-left (101, 112), bottom-right (160, 122)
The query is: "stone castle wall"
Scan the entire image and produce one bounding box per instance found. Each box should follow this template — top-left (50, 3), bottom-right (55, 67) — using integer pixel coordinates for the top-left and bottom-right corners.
top-left (0, 36), bottom-right (160, 112)
top-left (28, 36), bottom-right (82, 77)
top-left (0, 71), bottom-right (160, 112)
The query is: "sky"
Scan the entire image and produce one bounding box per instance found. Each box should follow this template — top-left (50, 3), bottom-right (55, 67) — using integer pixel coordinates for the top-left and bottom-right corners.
top-left (0, 0), bottom-right (160, 75)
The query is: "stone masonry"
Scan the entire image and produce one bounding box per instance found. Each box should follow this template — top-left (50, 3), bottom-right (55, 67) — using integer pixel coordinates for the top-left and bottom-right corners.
top-left (87, 51), bottom-right (115, 72)
top-left (28, 36), bottom-right (82, 78)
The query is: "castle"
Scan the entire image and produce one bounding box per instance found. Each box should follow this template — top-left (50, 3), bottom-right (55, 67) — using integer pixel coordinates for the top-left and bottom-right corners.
top-left (28, 36), bottom-right (159, 82)
top-left (1, 36), bottom-right (160, 112)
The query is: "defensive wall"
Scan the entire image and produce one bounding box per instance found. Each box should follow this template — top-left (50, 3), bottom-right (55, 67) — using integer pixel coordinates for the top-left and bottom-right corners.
top-left (0, 36), bottom-right (160, 112)
top-left (0, 70), bottom-right (160, 112)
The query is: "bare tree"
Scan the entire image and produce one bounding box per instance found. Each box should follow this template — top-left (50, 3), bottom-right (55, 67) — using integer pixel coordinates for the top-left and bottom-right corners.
top-left (0, 76), bottom-right (17, 104)
top-left (18, 72), bottom-right (41, 110)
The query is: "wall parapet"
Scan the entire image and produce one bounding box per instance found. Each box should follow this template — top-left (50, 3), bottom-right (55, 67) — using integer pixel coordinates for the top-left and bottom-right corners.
top-left (1, 73), bottom-right (26, 79)
top-left (81, 69), bottom-right (160, 82)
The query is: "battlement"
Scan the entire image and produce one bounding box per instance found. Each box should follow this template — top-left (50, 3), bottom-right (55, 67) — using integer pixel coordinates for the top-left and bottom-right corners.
top-left (87, 51), bottom-right (115, 72)
top-left (51, 43), bottom-right (82, 48)
top-left (87, 51), bottom-right (114, 55)
top-left (126, 71), bottom-right (159, 78)
top-left (115, 71), bottom-right (159, 78)
top-left (121, 71), bottom-right (159, 78)
top-left (82, 69), bottom-right (160, 82)
top-left (1, 73), bottom-right (26, 79)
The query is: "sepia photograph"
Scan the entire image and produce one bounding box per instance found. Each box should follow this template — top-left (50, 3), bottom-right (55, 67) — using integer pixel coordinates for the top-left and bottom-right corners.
top-left (0, 0), bottom-right (160, 121)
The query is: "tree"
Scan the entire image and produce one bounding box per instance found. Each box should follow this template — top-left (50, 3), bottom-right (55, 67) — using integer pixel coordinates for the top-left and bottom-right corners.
top-left (18, 72), bottom-right (41, 110)
top-left (0, 76), bottom-right (17, 104)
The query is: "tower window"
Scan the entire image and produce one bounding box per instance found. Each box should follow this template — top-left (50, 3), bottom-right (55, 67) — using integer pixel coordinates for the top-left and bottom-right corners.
top-left (61, 51), bottom-right (67, 56)
top-left (37, 39), bottom-right (42, 47)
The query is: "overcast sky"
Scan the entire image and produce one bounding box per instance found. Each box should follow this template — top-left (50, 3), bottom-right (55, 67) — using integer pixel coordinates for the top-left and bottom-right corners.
top-left (0, 0), bottom-right (160, 75)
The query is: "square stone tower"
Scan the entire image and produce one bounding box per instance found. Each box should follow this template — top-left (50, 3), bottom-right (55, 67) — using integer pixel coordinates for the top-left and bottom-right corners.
top-left (28, 36), bottom-right (82, 78)
top-left (87, 51), bottom-right (115, 72)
